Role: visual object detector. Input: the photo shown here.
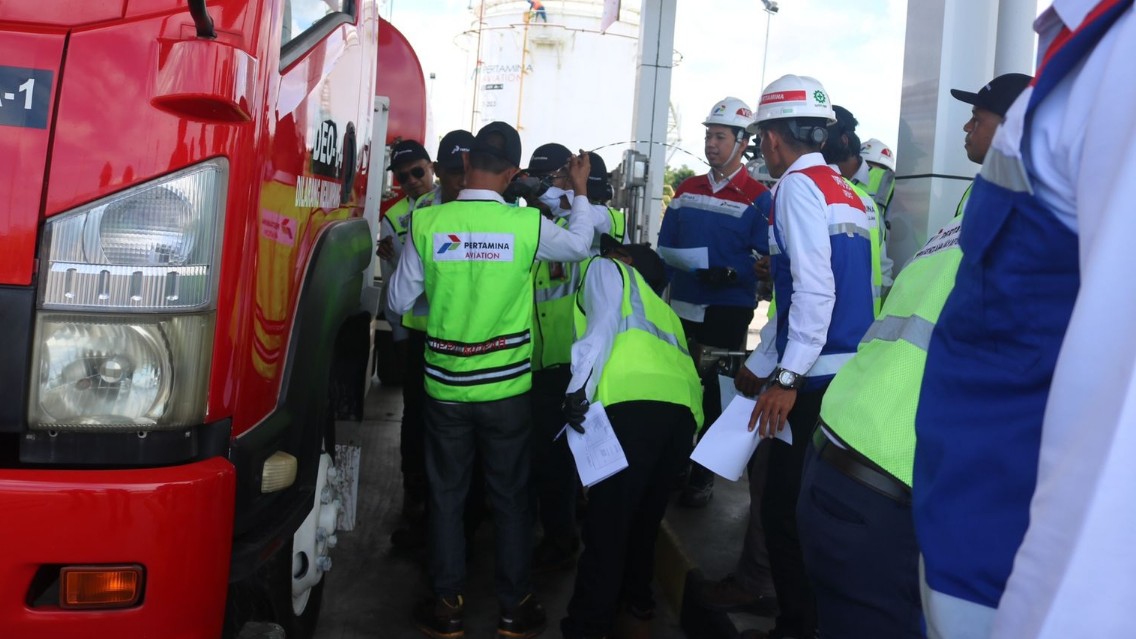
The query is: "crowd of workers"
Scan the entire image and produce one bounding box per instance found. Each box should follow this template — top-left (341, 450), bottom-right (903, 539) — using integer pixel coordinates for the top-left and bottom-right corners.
top-left (375, 1), bottom-right (1134, 637)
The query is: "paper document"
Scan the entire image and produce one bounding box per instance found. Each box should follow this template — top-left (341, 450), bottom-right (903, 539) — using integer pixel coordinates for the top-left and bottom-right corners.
top-left (657, 246), bottom-right (709, 272)
top-left (690, 394), bottom-right (792, 481)
top-left (566, 402), bottom-right (629, 488)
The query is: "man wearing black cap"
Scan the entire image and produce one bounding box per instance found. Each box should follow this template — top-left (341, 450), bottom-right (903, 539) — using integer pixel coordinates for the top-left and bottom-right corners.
top-left (949, 72), bottom-right (1033, 216)
top-left (387, 121), bottom-right (603, 639)
top-left (911, 70), bottom-right (1039, 637)
top-left (389, 129), bottom-right (480, 553)
top-left (560, 236), bottom-right (703, 639)
top-left (583, 152), bottom-right (627, 246)
top-left (380, 139), bottom-right (435, 265)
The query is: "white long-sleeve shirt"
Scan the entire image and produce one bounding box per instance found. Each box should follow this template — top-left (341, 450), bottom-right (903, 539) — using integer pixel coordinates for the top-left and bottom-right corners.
top-left (743, 152), bottom-right (836, 377)
top-left (566, 258), bottom-right (624, 399)
top-left (386, 189), bottom-right (601, 316)
top-left (991, 3), bottom-right (1136, 638)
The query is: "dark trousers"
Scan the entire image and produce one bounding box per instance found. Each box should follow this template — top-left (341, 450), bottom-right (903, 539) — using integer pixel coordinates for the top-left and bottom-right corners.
top-left (797, 444), bottom-right (924, 638)
top-left (562, 402), bottom-right (696, 638)
top-left (762, 385), bottom-right (826, 639)
top-left (682, 305), bottom-right (755, 488)
top-left (401, 330), bottom-right (428, 504)
top-left (530, 367), bottom-right (577, 541)
top-left (424, 393), bottom-right (534, 610)
top-left (736, 440), bottom-right (775, 595)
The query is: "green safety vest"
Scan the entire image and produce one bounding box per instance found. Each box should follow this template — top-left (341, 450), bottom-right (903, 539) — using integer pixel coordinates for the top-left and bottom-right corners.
top-left (607, 207), bottom-right (627, 243)
top-left (862, 165), bottom-right (895, 220)
top-left (573, 258), bottom-right (704, 430)
top-left (818, 213), bottom-right (964, 487)
top-left (532, 220), bottom-right (580, 370)
top-left (400, 189), bottom-right (443, 332)
top-left (956, 182), bottom-right (973, 219)
top-left (848, 180), bottom-right (885, 316)
top-left (386, 196), bottom-right (413, 242)
top-left (413, 200), bottom-right (542, 402)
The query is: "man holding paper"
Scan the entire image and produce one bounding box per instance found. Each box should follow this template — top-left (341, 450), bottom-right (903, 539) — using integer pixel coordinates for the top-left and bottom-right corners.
top-left (734, 75), bottom-right (876, 639)
top-left (559, 236), bottom-right (703, 639)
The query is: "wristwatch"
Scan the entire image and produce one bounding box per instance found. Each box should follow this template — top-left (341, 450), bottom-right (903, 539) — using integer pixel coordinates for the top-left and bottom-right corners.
top-left (773, 367), bottom-right (803, 390)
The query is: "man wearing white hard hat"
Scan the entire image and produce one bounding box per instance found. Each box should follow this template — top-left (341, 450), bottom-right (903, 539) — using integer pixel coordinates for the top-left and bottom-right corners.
top-left (858, 138), bottom-right (896, 221)
top-left (734, 75), bottom-right (875, 639)
top-left (658, 97), bottom-right (773, 513)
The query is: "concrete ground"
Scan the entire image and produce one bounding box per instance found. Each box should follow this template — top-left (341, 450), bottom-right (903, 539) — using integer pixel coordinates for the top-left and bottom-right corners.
top-left (312, 382), bottom-right (688, 639)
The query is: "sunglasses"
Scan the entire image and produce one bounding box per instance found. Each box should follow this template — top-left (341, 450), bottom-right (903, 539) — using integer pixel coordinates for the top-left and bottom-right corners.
top-left (396, 166), bottom-right (427, 183)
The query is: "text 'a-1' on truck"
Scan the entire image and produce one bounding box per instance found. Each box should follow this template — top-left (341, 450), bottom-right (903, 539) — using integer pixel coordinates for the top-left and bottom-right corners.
top-left (0, 1), bottom-right (426, 637)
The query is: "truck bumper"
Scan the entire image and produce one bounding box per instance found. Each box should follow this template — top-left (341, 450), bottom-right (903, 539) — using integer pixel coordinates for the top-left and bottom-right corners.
top-left (0, 457), bottom-right (236, 639)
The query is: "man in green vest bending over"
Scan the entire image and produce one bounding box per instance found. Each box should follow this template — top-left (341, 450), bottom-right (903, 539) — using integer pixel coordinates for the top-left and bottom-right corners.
top-left (387, 122), bottom-right (601, 639)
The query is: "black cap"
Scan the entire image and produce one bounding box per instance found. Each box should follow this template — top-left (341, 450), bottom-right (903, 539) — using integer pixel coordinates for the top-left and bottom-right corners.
top-left (525, 143), bottom-right (572, 175)
top-left (586, 152), bottom-right (613, 202)
top-left (950, 73), bottom-right (1033, 117)
top-left (599, 235), bottom-right (667, 295)
top-left (831, 105), bottom-right (858, 133)
top-left (473, 121), bottom-right (523, 168)
top-left (436, 129), bottom-right (476, 170)
top-left (390, 139), bottom-right (430, 169)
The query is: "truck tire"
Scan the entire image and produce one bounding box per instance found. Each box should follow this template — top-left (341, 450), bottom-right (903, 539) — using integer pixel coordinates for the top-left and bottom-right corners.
top-left (267, 538), bottom-right (324, 639)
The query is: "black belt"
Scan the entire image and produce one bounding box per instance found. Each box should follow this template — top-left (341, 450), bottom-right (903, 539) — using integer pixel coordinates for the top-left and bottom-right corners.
top-left (811, 422), bottom-right (911, 506)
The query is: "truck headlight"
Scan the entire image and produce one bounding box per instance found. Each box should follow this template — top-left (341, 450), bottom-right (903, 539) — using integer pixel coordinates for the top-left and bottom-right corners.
top-left (40, 159), bottom-right (227, 311)
top-left (29, 314), bottom-right (214, 432)
top-left (30, 159), bottom-right (227, 432)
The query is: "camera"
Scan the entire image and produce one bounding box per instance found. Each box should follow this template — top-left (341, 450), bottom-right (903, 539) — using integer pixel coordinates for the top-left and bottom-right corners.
top-left (503, 175), bottom-right (549, 204)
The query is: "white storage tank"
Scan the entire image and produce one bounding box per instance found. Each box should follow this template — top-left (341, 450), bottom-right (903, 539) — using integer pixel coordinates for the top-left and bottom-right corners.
top-left (465, 1), bottom-right (641, 170)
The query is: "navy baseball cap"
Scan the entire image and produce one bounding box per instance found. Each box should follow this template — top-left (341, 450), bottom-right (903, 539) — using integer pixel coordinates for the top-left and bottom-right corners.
top-left (436, 129), bottom-right (475, 170)
top-left (390, 139), bottom-right (430, 169)
top-left (473, 121), bottom-right (523, 168)
top-left (950, 73), bottom-right (1033, 117)
top-left (525, 143), bottom-right (572, 175)
top-left (586, 152), bottom-right (612, 202)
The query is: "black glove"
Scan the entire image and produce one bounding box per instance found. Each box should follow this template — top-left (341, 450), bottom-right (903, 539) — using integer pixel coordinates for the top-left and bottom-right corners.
top-left (562, 388), bottom-right (589, 434)
top-left (695, 267), bottom-right (738, 285)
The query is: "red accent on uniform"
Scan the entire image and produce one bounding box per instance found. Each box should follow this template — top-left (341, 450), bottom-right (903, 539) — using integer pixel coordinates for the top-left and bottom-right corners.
top-left (1035, 0), bottom-right (1125, 83)
top-left (760, 90), bottom-right (808, 105)
top-left (796, 165), bottom-right (866, 210)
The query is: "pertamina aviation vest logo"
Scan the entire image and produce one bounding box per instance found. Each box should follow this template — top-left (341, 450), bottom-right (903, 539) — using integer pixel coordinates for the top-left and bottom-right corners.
top-left (433, 232), bottom-right (515, 262)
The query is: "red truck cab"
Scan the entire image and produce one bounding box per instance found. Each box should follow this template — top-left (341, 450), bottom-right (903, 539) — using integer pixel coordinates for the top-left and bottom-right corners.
top-left (0, 1), bottom-right (412, 636)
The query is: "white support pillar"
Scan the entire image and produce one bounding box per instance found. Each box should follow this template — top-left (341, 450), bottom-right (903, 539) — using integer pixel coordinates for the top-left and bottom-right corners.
top-left (629, 0), bottom-right (676, 245)
top-left (996, 0), bottom-right (1038, 74)
top-left (888, 0), bottom-right (999, 267)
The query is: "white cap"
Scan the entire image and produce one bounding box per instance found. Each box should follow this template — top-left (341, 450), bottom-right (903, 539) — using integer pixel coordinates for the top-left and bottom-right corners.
top-left (703, 96), bottom-right (756, 131)
top-left (860, 138), bottom-right (896, 172)
top-left (751, 75), bottom-right (836, 132)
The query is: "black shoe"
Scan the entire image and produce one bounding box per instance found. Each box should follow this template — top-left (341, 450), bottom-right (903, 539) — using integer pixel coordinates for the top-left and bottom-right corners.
top-left (414, 595), bottom-right (464, 639)
top-left (678, 481), bottom-right (714, 508)
top-left (498, 594), bottom-right (546, 638)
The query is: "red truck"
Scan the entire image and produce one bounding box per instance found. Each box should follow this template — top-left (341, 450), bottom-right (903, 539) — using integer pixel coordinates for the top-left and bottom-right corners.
top-left (0, 1), bottom-right (425, 637)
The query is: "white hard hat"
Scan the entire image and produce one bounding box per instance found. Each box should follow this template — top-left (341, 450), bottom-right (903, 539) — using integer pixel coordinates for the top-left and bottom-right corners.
top-left (703, 96), bottom-right (756, 132)
top-left (751, 75), bottom-right (836, 131)
top-left (860, 138), bottom-right (896, 172)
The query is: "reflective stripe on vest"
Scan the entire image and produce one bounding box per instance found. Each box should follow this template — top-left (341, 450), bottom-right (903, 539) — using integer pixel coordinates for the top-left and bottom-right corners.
top-left (574, 258), bottom-right (703, 429)
top-left (414, 200), bottom-right (542, 401)
top-left (821, 214), bottom-right (963, 488)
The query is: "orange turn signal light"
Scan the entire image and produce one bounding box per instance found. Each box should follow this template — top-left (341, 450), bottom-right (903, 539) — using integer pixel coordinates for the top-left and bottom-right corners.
top-left (59, 565), bottom-right (144, 610)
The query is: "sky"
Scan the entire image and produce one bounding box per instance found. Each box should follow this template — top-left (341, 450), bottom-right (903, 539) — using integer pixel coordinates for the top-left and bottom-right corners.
top-left (379, 0), bottom-right (1048, 172)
